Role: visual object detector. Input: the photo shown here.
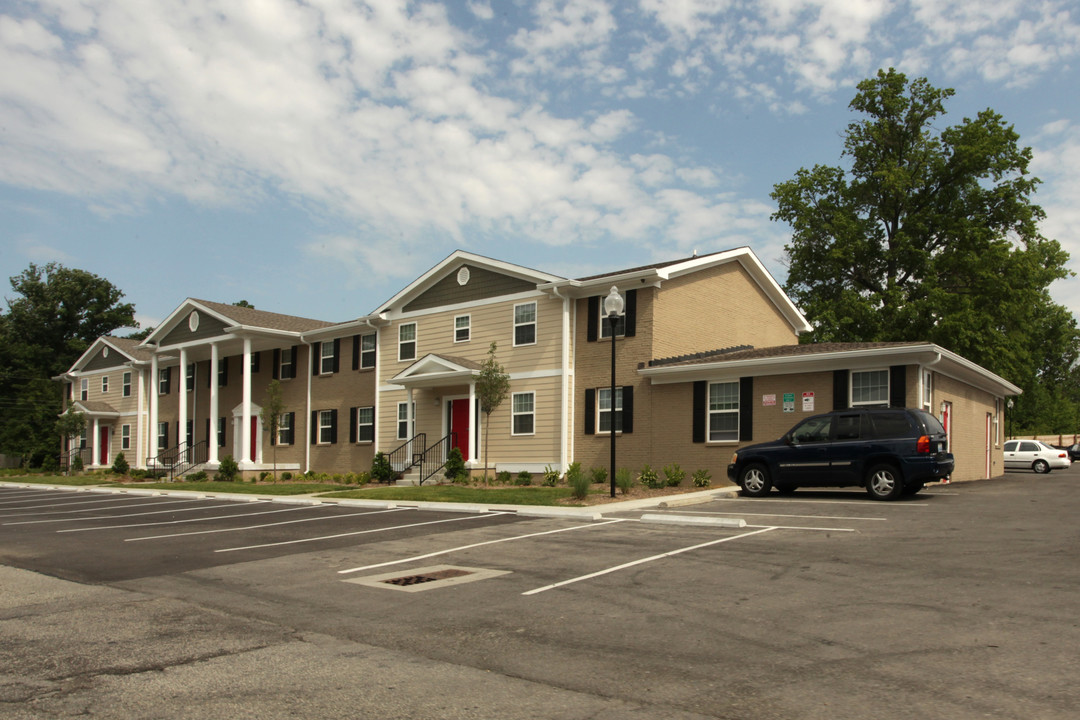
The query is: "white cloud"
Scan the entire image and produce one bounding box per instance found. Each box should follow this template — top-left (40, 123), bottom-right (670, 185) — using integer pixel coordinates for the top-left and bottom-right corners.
top-left (1031, 120), bottom-right (1080, 317)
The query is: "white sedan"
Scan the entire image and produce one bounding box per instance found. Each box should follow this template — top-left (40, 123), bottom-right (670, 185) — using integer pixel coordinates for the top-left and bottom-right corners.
top-left (1003, 440), bottom-right (1071, 473)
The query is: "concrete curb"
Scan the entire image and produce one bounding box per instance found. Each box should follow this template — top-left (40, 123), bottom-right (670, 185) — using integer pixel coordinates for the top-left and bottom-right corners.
top-left (640, 513), bottom-right (747, 528)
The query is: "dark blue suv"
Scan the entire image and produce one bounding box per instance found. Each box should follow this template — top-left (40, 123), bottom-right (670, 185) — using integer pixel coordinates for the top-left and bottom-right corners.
top-left (726, 407), bottom-right (954, 500)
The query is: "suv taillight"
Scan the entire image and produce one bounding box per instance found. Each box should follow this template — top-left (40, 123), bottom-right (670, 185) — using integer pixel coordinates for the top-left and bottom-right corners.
top-left (917, 435), bottom-right (931, 454)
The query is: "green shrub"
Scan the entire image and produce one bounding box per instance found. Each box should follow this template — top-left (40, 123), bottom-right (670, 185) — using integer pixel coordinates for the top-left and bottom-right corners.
top-left (615, 467), bottom-right (634, 494)
top-left (567, 464), bottom-right (591, 500)
top-left (371, 452), bottom-right (395, 483)
top-left (281, 471), bottom-right (293, 480)
top-left (444, 448), bottom-right (467, 482)
top-left (496, 470), bottom-right (512, 485)
top-left (542, 465), bottom-right (560, 487)
top-left (186, 470), bottom-right (208, 482)
top-left (514, 470), bottom-right (533, 486)
top-left (692, 469), bottom-right (711, 487)
top-left (218, 455), bottom-right (239, 482)
top-left (259, 471), bottom-right (272, 482)
top-left (111, 452), bottom-right (130, 476)
top-left (662, 463), bottom-right (685, 487)
top-left (639, 464), bottom-right (662, 489)
top-left (41, 454), bottom-right (59, 473)
top-left (590, 467), bottom-right (608, 484)
top-left (71, 455), bottom-right (84, 472)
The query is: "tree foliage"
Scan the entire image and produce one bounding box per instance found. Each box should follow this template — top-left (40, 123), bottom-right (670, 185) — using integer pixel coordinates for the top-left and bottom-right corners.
top-left (0, 263), bottom-right (138, 464)
top-left (771, 69), bottom-right (1079, 433)
top-left (475, 342), bottom-right (510, 483)
top-left (260, 379), bottom-right (286, 479)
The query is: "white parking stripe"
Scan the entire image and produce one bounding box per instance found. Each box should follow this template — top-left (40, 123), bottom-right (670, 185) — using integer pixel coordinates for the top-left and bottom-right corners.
top-left (0, 496), bottom-right (156, 513)
top-left (337, 519), bottom-right (626, 575)
top-left (726, 497), bottom-right (929, 507)
top-left (59, 504), bottom-right (320, 533)
top-left (1, 498), bottom-right (223, 521)
top-left (216, 511), bottom-right (511, 553)
top-left (124, 507), bottom-right (409, 541)
top-left (523, 527), bottom-right (779, 596)
top-left (652, 510), bottom-right (886, 522)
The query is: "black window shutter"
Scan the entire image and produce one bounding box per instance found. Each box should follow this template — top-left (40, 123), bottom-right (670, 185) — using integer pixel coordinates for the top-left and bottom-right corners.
top-left (269, 416), bottom-right (276, 446)
top-left (285, 413), bottom-right (295, 445)
top-left (205, 417), bottom-right (210, 444)
top-left (220, 357), bottom-right (228, 387)
top-left (890, 365), bottom-right (907, 408)
top-left (587, 297), bottom-right (599, 342)
top-left (329, 409), bottom-right (338, 444)
top-left (273, 349), bottom-right (280, 380)
top-left (332, 339), bottom-right (341, 373)
top-left (621, 385), bottom-right (634, 434)
top-left (349, 407), bottom-right (358, 444)
top-left (584, 389), bottom-right (596, 435)
top-left (833, 370), bottom-right (849, 410)
top-left (165, 367), bottom-right (172, 395)
top-left (205, 360), bottom-right (211, 388)
top-left (624, 289), bottom-right (637, 337)
top-left (290, 346), bottom-right (300, 379)
top-left (252, 352), bottom-right (260, 373)
top-left (311, 411), bottom-right (318, 444)
top-left (739, 377), bottom-right (754, 442)
top-left (352, 335), bottom-right (360, 371)
top-left (312, 342), bottom-right (321, 376)
top-left (163, 421), bottom-right (169, 447)
top-left (692, 381), bottom-right (706, 443)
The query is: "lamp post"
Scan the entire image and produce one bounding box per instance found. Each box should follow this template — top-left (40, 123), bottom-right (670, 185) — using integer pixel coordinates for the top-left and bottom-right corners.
top-left (604, 286), bottom-right (625, 498)
top-left (1007, 399), bottom-right (1014, 440)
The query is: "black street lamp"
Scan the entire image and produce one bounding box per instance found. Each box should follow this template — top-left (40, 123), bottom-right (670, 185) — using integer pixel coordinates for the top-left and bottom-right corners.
top-left (604, 286), bottom-right (625, 498)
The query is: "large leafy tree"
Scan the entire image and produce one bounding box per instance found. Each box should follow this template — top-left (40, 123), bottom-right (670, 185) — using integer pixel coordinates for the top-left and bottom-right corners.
top-left (0, 263), bottom-right (138, 464)
top-left (771, 69), bottom-right (1079, 433)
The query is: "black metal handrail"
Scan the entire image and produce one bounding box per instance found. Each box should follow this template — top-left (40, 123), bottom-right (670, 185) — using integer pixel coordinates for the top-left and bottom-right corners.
top-left (387, 433), bottom-right (426, 474)
top-left (417, 432), bottom-right (457, 485)
top-left (60, 447), bottom-right (92, 472)
top-left (147, 441), bottom-right (209, 481)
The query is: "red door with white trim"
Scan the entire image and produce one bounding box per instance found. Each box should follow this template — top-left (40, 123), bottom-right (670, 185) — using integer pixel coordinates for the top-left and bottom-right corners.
top-left (450, 399), bottom-right (470, 461)
top-left (250, 417), bottom-right (258, 462)
top-left (99, 426), bottom-right (110, 466)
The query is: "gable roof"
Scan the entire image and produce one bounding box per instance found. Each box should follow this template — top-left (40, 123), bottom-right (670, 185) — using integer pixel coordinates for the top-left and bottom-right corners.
top-left (63, 335), bottom-right (154, 375)
top-left (389, 353), bottom-right (483, 389)
top-left (142, 298), bottom-right (335, 348)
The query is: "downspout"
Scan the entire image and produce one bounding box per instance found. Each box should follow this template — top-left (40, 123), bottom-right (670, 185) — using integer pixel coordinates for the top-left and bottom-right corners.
top-left (304, 340), bottom-right (313, 474)
top-left (920, 352), bottom-right (943, 411)
top-left (551, 286), bottom-right (572, 473)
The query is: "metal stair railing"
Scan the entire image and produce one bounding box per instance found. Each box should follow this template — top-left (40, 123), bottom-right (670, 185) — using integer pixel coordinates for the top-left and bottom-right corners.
top-left (417, 432), bottom-right (458, 485)
top-left (60, 447), bottom-right (92, 472)
top-left (386, 433), bottom-right (426, 476)
top-left (147, 440), bottom-right (209, 482)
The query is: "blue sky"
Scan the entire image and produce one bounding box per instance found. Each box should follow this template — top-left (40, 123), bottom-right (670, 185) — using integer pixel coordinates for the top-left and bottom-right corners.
top-left (2, 0), bottom-right (1078, 333)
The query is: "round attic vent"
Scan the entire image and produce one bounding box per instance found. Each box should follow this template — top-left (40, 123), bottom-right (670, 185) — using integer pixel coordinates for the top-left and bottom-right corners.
top-left (102, 346), bottom-right (109, 358)
top-left (457, 267), bottom-right (470, 286)
top-left (189, 311), bottom-right (200, 332)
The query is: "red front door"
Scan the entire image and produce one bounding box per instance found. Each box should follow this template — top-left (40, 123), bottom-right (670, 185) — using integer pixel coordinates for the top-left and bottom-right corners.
top-left (250, 417), bottom-right (258, 462)
top-left (450, 399), bottom-right (470, 461)
top-left (99, 426), bottom-right (110, 466)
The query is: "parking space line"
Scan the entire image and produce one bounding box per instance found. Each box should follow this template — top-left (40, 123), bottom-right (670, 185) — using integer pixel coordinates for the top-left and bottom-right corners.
top-left (0, 491), bottom-right (82, 503)
top-left (725, 497), bottom-right (929, 507)
top-left (337, 519), bottom-right (627, 575)
top-left (58, 504), bottom-right (320, 533)
top-left (745, 523), bottom-right (856, 532)
top-left (215, 511), bottom-right (512, 553)
top-left (652, 510), bottom-right (886, 522)
top-left (124, 507), bottom-right (410, 541)
top-left (0, 496), bottom-right (158, 513)
top-left (1, 498), bottom-right (230, 522)
top-left (522, 527), bottom-right (779, 596)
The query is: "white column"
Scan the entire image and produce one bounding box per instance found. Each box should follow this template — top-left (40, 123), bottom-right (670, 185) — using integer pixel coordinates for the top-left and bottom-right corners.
top-left (136, 367), bottom-right (146, 469)
top-left (468, 380), bottom-right (477, 469)
top-left (209, 343), bottom-right (220, 464)
top-left (178, 347), bottom-right (188, 449)
top-left (406, 387), bottom-right (415, 459)
top-left (560, 294), bottom-right (571, 473)
top-left (241, 338), bottom-right (252, 467)
top-left (149, 354), bottom-right (159, 457)
top-left (91, 417), bottom-right (100, 467)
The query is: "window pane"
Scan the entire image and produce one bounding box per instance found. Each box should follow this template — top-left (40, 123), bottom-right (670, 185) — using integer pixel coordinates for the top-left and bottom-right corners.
top-left (709, 413), bottom-right (738, 442)
top-left (515, 304), bottom-right (536, 324)
top-left (399, 324), bottom-right (416, 342)
top-left (852, 370), bottom-right (889, 404)
top-left (709, 382), bottom-right (739, 410)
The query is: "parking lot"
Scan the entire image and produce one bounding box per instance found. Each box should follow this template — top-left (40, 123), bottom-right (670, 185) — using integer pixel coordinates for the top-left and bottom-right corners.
top-left (2, 472), bottom-right (1078, 719)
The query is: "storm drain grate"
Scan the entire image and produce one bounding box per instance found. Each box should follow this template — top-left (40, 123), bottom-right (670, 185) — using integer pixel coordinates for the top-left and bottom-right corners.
top-left (343, 564), bottom-right (511, 593)
top-left (381, 568), bottom-right (473, 586)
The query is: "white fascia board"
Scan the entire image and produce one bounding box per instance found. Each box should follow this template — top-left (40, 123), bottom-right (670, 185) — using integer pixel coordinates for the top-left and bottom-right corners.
top-left (301, 314), bottom-right (388, 342)
top-left (537, 271), bottom-right (663, 299)
top-left (223, 325), bottom-right (305, 341)
top-left (375, 250), bottom-right (565, 314)
top-left (141, 299), bottom-right (235, 347)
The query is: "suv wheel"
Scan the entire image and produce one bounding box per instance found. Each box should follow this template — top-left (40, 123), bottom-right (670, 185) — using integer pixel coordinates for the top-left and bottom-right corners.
top-left (739, 463), bottom-right (772, 497)
top-left (1032, 459), bottom-right (1050, 474)
top-left (866, 464), bottom-right (903, 501)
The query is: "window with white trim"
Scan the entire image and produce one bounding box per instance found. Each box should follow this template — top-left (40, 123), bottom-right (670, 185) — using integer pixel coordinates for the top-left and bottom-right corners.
top-left (356, 406), bottom-right (375, 443)
top-left (397, 402), bottom-right (414, 440)
top-left (157, 422), bottom-right (168, 450)
top-left (599, 307), bottom-right (625, 338)
top-left (80, 378), bottom-right (88, 401)
top-left (79, 429), bottom-right (87, 449)
top-left (318, 410), bottom-right (335, 444)
top-left (320, 342), bottom-right (336, 375)
top-left (922, 371), bottom-right (932, 410)
top-left (122, 372), bottom-right (131, 397)
top-left (158, 368), bottom-right (170, 395)
top-left (512, 392), bottom-right (535, 435)
top-left (514, 303), bottom-right (536, 346)
top-left (360, 334), bottom-right (376, 369)
top-left (455, 315), bottom-right (471, 343)
top-left (101, 376), bottom-right (109, 394)
top-left (597, 387), bottom-right (623, 434)
top-left (852, 370), bottom-right (889, 407)
top-left (121, 424), bottom-right (131, 450)
top-left (278, 413), bottom-right (293, 446)
top-left (280, 347), bottom-right (294, 378)
top-left (186, 363), bottom-right (195, 388)
top-left (708, 381), bottom-right (739, 442)
top-left (399, 323), bottom-right (417, 361)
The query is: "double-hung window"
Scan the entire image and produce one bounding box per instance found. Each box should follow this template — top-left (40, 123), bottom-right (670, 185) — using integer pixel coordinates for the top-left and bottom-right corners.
top-left (80, 378), bottom-right (89, 401)
top-left (280, 348), bottom-right (295, 379)
top-left (512, 392), bottom-right (535, 435)
top-left (597, 387), bottom-right (623, 434)
top-left (320, 342), bottom-right (336, 375)
top-left (599, 307), bottom-right (625, 339)
top-left (455, 315), bottom-right (471, 343)
top-left (708, 381), bottom-right (739, 442)
top-left (397, 402), bottom-right (414, 440)
top-left (277, 412), bottom-right (293, 446)
top-left (101, 376), bottom-right (109, 394)
top-left (514, 303), bottom-right (536, 346)
top-left (851, 370), bottom-right (889, 407)
top-left (122, 372), bottom-right (131, 397)
top-left (399, 323), bottom-right (417, 361)
top-left (360, 334), bottom-right (376, 369)
top-left (121, 424), bottom-right (131, 450)
top-left (318, 410), bottom-right (335, 444)
top-left (158, 368), bottom-right (170, 395)
top-left (356, 406), bottom-right (375, 443)
top-left (157, 422), bottom-right (168, 450)
top-left (186, 363), bottom-right (195, 389)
